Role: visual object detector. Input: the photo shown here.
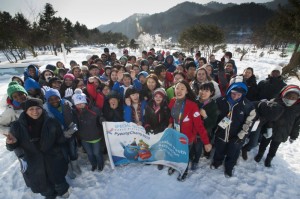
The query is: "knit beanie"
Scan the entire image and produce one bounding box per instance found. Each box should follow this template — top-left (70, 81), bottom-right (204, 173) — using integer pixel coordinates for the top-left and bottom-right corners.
top-left (137, 71), bottom-right (149, 80)
top-left (63, 73), bottom-right (75, 81)
top-left (270, 65), bottom-right (282, 75)
top-left (7, 81), bottom-right (28, 99)
top-left (45, 88), bottom-right (61, 101)
top-left (45, 64), bottom-right (57, 72)
top-left (72, 89), bottom-right (87, 105)
top-left (24, 78), bottom-right (40, 91)
top-left (280, 85), bottom-right (300, 98)
top-left (153, 88), bottom-right (166, 98)
top-left (21, 98), bottom-right (43, 112)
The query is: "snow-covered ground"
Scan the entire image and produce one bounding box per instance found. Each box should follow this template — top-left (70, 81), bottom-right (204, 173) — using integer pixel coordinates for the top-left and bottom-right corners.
top-left (0, 46), bottom-right (299, 199)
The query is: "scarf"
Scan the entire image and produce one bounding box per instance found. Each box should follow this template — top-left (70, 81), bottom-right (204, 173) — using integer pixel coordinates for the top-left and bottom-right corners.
top-left (47, 99), bottom-right (67, 129)
top-left (131, 102), bottom-right (142, 124)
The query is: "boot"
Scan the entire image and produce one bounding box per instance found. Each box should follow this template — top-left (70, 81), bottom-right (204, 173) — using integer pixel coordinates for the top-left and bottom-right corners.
top-left (254, 153), bottom-right (263, 163)
top-left (70, 160), bottom-right (82, 175)
top-left (67, 163), bottom-right (76, 179)
top-left (191, 162), bottom-right (198, 171)
top-left (241, 147), bottom-right (248, 160)
top-left (224, 169), bottom-right (233, 178)
top-left (157, 165), bottom-right (164, 170)
top-left (264, 155), bottom-right (273, 167)
top-left (177, 168), bottom-right (188, 182)
top-left (168, 167), bottom-right (175, 175)
top-left (91, 165), bottom-right (97, 171)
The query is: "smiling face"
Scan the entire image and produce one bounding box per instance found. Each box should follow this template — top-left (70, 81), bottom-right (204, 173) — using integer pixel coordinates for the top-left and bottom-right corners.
top-left (123, 76), bottom-right (132, 87)
top-left (26, 106), bottom-right (43, 120)
top-left (73, 68), bottom-right (81, 78)
top-left (243, 69), bottom-right (253, 79)
top-left (199, 89), bottom-right (212, 101)
top-left (146, 78), bottom-right (157, 91)
top-left (51, 81), bottom-right (62, 90)
top-left (196, 69), bottom-right (207, 82)
top-left (28, 67), bottom-right (36, 77)
top-left (175, 82), bottom-right (188, 99)
top-left (11, 91), bottom-right (27, 103)
top-left (130, 93), bottom-right (140, 104)
top-left (44, 71), bottom-right (53, 81)
top-left (154, 94), bottom-right (163, 105)
top-left (48, 96), bottom-right (60, 108)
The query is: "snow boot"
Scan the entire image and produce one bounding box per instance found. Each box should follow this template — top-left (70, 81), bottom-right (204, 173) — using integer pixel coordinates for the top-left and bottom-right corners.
top-left (241, 147), bottom-right (248, 160)
top-left (67, 163), bottom-right (76, 179)
top-left (61, 190), bottom-right (70, 198)
top-left (70, 160), bottom-right (82, 175)
top-left (254, 153), bottom-right (263, 163)
top-left (157, 165), bottom-right (164, 170)
top-left (224, 169), bottom-right (233, 178)
top-left (264, 155), bottom-right (273, 167)
top-left (210, 162), bottom-right (221, 170)
top-left (191, 162), bottom-right (198, 171)
top-left (168, 167), bottom-right (175, 175)
top-left (91, 165), bottom-right (97, 171)
top-left (177, 169), bottom-right (188, 182)
top-left (203, 151), bottom-right (211, 159)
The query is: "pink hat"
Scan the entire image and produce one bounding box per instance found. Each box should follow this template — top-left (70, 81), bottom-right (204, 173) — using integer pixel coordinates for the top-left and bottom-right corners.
top-left (63, 73), bottom-right (75, 81)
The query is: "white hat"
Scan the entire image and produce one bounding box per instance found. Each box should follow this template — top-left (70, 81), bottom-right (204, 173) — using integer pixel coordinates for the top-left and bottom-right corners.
top-left (72, 89), bottom-right (87, 105)
top-left (270, 65), bottom-right (282, 75)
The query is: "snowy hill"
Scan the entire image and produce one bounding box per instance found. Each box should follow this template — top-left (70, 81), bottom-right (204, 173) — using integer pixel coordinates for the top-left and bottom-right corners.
top-left (0, 46), bottom-right (299, 199)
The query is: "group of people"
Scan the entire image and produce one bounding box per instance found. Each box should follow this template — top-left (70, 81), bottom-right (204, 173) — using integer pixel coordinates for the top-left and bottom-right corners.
top-left (2, 47), bottom-right (300, 198)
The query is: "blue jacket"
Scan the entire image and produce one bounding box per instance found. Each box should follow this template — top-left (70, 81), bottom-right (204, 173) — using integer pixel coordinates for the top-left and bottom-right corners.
top-left (112, 78), bottom-right (142, 99)
top-left (124, 100), bottom-right (147, 125)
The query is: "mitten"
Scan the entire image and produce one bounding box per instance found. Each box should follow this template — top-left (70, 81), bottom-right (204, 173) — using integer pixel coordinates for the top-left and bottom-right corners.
top-left (18, 158), bottom-right (28, 173)
top-left (64, 88), bottom-right (73, 98)
top-left (263, 128), bottom-right (272, 139)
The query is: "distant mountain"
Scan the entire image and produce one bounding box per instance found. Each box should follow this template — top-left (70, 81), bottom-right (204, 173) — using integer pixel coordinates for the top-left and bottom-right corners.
top-left (98, 14), bottom-right (149, 39)
top-left (204, 1), bottom-right (235, 11)
top-left (97, 1), bottom-right (276, 43)
top-left (261, 0), bottom-right (289, 10)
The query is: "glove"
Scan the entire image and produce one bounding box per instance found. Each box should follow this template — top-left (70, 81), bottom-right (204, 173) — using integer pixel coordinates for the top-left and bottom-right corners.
top-left (289, 138), bottom-right (295, 144)
top-left (263, 128), bottom-right (273, 139)
top-left (231, 136), bottom-right (243, 145)
top-left (18, 158), bottom-right (28, 173)
top-left (64, 88), bottom-right (73, 98)
top-left (64, 123), bottom-right (77, 138)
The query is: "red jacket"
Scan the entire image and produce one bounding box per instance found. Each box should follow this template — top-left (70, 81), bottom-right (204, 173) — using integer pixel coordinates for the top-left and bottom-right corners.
top-left (87, 82), bottom-right (104, 109)
top-left (168, 98), bottom-right (210, 145)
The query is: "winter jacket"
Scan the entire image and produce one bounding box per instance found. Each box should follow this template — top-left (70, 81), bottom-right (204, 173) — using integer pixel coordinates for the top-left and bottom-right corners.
top-left (87, 82), bottom-right (105, 109)
top-left (161, 72), bottom-right (174, 89)
top-left (244, 75), bottom-right (258, 101)
top-left (124, 100), bottom-right (147, 124)
top-left (112, 78), bottom-right (142, 99)
top-left (6, 112), bottom-right (68, 194)
top-left (102, 100), bottom-right (124, 122)
top-left (257, 76), bottom-right (286, 100)
top-left (0, 98), bottom-right (23, 126)
top-left (164, 55), bottom-right (176, 72)
top-left (196, 99), bottom-right (218, 138)
top-left (24, 65), bottom-right (40, 82)
top-left (144, 100), bottom-right (170, 134)
top-left (73, 106), bottom-right (104, 141)
top-left (168, 98), bottom-right (210, 145)
top-left (271, 98), bottom-right (300, 143)
top-left (215, 95), bottom-right (256, 142)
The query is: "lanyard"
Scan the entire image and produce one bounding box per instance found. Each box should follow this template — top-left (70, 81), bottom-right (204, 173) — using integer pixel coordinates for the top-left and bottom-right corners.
top-left (176, 99), bottom-right (186, 125)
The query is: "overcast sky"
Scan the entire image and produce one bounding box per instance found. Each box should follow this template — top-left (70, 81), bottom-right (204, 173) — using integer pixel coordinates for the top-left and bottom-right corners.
top-left (1, 0), bottom-right (272, 29)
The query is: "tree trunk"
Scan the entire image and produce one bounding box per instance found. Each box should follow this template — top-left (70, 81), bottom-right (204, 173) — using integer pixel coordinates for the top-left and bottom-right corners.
top-left (2, 50), bottom-right (13, 63)
top-left (282, 42), bottom-right (300, 77)
top-left (29, 46), bottom-right (37, 57)
top-left (9, 49), bottom-right (18, 63)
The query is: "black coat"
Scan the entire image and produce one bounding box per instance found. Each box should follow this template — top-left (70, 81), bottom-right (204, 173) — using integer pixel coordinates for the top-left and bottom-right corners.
top-left (6, 112), bottom-right (68, 194)
top-left (215, 97), bottom-right (256, 142)
top-left (257, 76), bottom-right (286, 100)
top-left (144, 100), bottom-right (170, 134)
top-left (271, 99), bottom-right (300, 143)
top-left (244, 75), bottom-right (258, 101)
top-left (102, 100), bottom-right (124, 122)
top-left (74, 106), bottom-right (104, 141)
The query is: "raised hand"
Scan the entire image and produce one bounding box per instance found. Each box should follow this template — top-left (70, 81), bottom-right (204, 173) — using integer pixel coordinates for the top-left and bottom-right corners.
top-left (4, 133), bottom-right (17, 144)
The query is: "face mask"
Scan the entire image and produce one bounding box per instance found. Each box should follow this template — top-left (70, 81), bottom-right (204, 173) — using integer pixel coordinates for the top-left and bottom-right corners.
top-left (282, 98), bottom-right (297, 107)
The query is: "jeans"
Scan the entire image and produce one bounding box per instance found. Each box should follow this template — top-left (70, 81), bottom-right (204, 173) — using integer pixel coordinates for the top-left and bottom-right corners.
top-left (81, 141), bottom-right (104, 168)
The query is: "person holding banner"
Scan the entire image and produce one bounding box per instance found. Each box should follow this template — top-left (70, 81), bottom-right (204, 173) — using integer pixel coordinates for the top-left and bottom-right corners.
top-left (144, 88), bottom-right (171, 170)
top-left (124, 87), bottom-right (147, 126)
top-left (168, 80), bottom-right (212, 181)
